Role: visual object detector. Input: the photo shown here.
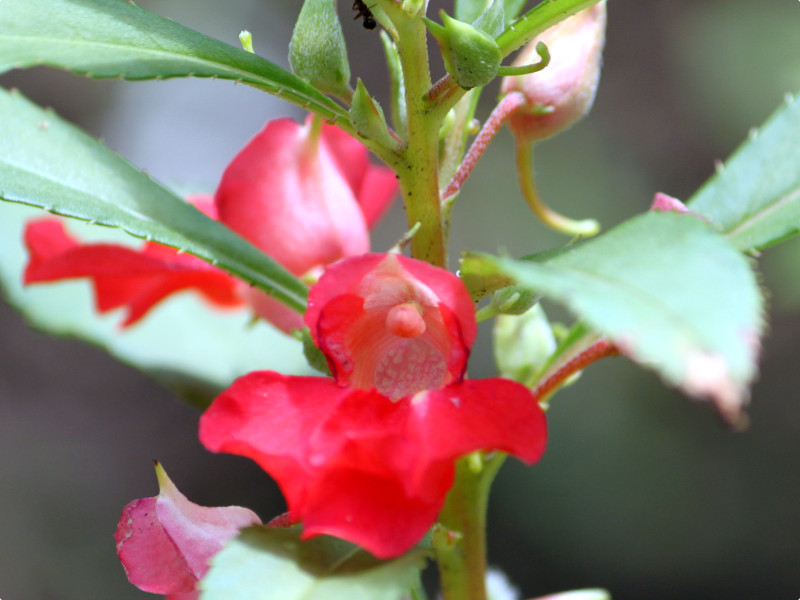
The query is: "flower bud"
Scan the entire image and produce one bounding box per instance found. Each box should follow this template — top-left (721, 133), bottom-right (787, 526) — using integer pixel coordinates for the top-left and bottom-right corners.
top-left (490, 284), bottom-right (539, 315)
top-left (501, 1), bottom-right (607, 143)
top-left (493, 303), bottom-right (556, 383)
top-left (425, 11), bottom-right (502, 90)
top-left (289, 0), bottom-right (351, 100)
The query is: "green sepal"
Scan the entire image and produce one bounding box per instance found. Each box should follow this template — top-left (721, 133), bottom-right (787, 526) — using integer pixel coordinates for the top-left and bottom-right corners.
top-left (349, 79), bottom-right (399, 150)
top-left (380, 31), bottom-right (408, 136)
top-left (424, 11), bottom-right (502, 90)
top-left (297, 329), bottom-right (333, 376)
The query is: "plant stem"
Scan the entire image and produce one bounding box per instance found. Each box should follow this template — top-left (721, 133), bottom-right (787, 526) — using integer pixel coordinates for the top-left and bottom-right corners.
top-left (392, 8), bottom-right (446, 267)
top-left (435, 453), bottom-right (506, 600)
top-left (442, 92), bottom-right (526, 201)
top-left (532, 337), bottom-right (619, 403)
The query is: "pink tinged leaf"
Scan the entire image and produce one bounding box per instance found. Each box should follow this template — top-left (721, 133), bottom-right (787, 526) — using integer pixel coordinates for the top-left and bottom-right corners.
top-left (650, 192), bottom-right (690, 213)
top-left (683, 351), bottom-right (750, 429)
top-left (23, 218), bottom-right (243, 327)
top-left (114, 464), bottom-right (261, 595)
top-left (650, 192), bottom-right (708, 223)
top-left (306, 254), bottom-right (477, 397)
top-left (214, 118), bottom-right (370, 278)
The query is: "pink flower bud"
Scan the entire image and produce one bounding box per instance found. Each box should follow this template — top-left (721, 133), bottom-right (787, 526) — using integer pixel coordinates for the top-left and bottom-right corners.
top-left (501, 2), bottom-right (607, 143)
top-left (215, 117), bottom-right (398, 332)
top-left (114, 463), bottom-right (260, 598)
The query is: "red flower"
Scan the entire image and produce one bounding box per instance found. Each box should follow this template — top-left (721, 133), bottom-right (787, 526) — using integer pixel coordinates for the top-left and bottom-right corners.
top-left (114, 462), bottom-right (261, 599)
top-left (23, 118), bottom-right (398, 331)
top-left (24, 198), bottom-right (243, 327)
top-left (199, 254), bottom-right (547, 558)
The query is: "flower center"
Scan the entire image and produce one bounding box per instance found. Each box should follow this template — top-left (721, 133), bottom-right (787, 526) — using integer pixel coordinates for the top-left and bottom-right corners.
top-left (385, 302), bottom-right (426, 338)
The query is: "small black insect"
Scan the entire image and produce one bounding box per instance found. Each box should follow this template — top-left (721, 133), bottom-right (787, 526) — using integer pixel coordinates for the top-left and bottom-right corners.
top-left (352, 0), bottom-right (377, 30)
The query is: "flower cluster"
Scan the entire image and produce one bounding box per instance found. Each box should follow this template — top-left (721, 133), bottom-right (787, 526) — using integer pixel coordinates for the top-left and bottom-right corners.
top-left (24, 116), bottom-right (397, 332)
top-left (25, 116), bottom-right (548, 589)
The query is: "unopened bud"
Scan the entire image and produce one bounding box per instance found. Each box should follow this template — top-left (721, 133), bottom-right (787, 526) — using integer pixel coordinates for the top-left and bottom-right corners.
top-left (494, 303), bottom-right (556, 383)
top-left (289, 0), bottom-right (352, 100)
top-left (490, 284), bottom-right (539, 315)
top-left (501, 1), bottom-right (607, 143)
top-left (425, 11), bottom-right (502, 90)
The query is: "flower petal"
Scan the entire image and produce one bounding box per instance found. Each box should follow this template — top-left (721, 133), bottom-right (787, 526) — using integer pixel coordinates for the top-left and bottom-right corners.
top-left (115, 496), bottom-right (196, 594)
top-left (320, 121), bottom-right (398, 227)
top-left (306, 254), bottom-right (477, 396)
top-left (198, 370), bottom-right (547, 558)
top-left (24, 218), bottom-right (243, 327)
top-left (114, 464), bottom-right (260, 595)
top-left (214, 118), bottom-right (370, 278)
top-left (407, 379), bottom-right (547, 474)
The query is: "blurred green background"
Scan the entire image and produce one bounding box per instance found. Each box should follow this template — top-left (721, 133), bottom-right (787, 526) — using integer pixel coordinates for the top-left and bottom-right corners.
top-left (1, 1), bottom-right (799, 598)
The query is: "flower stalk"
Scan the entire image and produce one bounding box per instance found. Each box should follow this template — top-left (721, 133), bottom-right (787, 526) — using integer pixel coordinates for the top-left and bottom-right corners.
top-left (435, 453), bottom-right (506, 600)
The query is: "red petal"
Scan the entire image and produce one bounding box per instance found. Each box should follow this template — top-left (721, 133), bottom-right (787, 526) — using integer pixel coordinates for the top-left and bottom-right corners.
top-left (407, 379), bottom-right (548, 476)
top-left (214, 118), bottom-right (369, 277)
top-left (199, 372), bottom-right (355, 508)
top-left (318, 120), bottom-right (398, 228)
top-left (199, 372), bottom-right (450, 557)
top-left (199, 371), bottom-right (546, 558)
top-left (354, 164), bottom-right (399, 228)
top-left (306, 254), bottom-right (476, 396)
top-left (23, 218), bottom-right (243, 326)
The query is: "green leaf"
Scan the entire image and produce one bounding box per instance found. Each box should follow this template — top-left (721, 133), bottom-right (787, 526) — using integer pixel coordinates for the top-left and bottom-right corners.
top-left (200, 527), bottom-right (428, 600)
top-left (0, 87), bottom-right (308, 314)
top-left (462, 212), bottom-right (764, 424)
top-left (496, 0), bottom-right (602, 56)
top-left (688, 93), bottom-right (800, 252)
top-left (0, 0), bottom-right (347, 122)
top-left (0, 203), bottom-right (309, 408)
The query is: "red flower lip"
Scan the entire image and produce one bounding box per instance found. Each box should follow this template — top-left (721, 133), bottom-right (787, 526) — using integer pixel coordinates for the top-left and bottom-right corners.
top-left (200, 254), bottom-right (547, 558)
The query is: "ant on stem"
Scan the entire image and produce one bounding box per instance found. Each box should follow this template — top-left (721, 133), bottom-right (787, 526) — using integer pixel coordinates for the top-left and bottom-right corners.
top-left (352, 0), bottom-right (377, 30)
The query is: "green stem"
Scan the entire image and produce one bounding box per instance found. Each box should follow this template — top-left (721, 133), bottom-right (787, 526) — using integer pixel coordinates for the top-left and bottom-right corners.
top-left (392, 8), bottom-right (446, 266)
top-left (435, 453), bottom-right (506, 600)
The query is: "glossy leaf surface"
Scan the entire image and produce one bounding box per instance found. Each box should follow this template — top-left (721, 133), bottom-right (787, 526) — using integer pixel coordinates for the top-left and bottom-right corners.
top-left (0, 0), bottom-right (347, 121)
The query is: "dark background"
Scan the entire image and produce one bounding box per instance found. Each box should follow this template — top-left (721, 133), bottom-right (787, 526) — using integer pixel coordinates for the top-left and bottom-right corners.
top-left (1, 1), bottom-right (799, 598)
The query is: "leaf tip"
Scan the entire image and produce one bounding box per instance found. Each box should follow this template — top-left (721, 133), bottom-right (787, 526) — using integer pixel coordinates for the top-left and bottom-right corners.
top-left (683, 350), bottom-right (750, 430)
